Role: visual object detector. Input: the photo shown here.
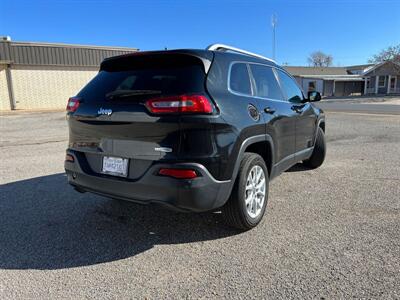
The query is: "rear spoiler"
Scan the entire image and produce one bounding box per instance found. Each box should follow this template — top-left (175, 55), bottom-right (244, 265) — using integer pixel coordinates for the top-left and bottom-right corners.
top-left (100, 50), bottom-right (214, 73)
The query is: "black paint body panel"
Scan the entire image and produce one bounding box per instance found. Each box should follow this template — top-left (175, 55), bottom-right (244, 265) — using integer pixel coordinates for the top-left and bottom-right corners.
top-left (65, 49), bottom-right (325, 212)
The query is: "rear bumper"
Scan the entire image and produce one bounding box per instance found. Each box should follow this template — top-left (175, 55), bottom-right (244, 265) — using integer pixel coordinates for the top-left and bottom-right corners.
top-left (64, 150), bottom-right (232, 212)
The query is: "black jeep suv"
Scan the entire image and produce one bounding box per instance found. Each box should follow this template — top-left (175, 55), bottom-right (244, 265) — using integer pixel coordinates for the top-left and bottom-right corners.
top-left (65, 44), bottom-right (326, 230)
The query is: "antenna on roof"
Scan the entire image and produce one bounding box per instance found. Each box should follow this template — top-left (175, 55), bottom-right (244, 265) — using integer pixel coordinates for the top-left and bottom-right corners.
top-left (271, 14), bottom-right (277, 61)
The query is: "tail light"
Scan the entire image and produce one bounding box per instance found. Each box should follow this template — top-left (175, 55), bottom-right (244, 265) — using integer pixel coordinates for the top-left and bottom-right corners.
top-left (66, 97), bottom-right (81, 112)
top-left (65, 153), bottom-right (75, 162)
top-left (145, 94), bottom-right (213, 114)
top-left (158, 168), bottom-right (198, 179)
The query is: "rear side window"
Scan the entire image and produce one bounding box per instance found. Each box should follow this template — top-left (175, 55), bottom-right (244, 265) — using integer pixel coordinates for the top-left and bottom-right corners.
top-left (229, 63), bottom-right (252, 95)
top-left (78, 55), bottom-right (205, 103)
top-left (249, 64), bottom-right (284, 100)
top-left (276, 70), bottom-right (304, 103)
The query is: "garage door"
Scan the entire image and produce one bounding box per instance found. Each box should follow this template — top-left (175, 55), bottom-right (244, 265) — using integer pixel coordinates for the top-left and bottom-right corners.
top-left (334, 81), bottom-right (363, 97)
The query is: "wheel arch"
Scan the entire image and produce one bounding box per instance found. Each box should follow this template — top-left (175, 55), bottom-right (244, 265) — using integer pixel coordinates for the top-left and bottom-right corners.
top-left (313, 117), bottom-right (326, 146)
top-left (215, 134), bottom-right (275, 209)
top-left (232, 134), bottom-right (275, 180)
top-left (319, 120), bottom-right (325, 132)
top-left (244, 140), bottom-right (273, 176)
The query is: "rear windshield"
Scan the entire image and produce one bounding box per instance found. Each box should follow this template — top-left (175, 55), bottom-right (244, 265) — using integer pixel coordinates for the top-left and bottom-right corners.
top-left (78, 54), bottom-right (206, 103)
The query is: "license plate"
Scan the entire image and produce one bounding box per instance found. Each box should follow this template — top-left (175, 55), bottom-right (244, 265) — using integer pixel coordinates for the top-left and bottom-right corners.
top-left (102, 156), bottom-right (129, 177)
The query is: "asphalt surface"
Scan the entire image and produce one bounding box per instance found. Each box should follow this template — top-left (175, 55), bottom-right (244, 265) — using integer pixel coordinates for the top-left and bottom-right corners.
top-left (1, 109), bottom-right (399, 299)
top-left (317, 102), bottom-right (400, 115)
top-left (316, 96), bottom-right (400, 115)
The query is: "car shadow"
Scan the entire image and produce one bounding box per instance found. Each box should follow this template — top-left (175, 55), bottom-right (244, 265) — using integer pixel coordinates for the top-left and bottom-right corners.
top-left (0, 173), bottom-right (238, 270)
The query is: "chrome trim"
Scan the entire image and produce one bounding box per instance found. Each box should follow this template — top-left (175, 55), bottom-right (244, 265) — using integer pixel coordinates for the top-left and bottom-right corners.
top-left (227, 61), bottom-right (288, 103)
top-left (154, 147), bottom-right (172, 153)
top-left (226, 60), bottom-right (305, 102)
top-left (207, 43), bottom-right (276, 64)
top-left (227, 62), bottom-right (254, 97)
top-left (97, 108), bottom-right (113, 116)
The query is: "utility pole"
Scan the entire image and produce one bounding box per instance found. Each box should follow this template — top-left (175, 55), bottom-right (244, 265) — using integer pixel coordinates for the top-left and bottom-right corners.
top-left (271, 14), bottom-right (277, 61)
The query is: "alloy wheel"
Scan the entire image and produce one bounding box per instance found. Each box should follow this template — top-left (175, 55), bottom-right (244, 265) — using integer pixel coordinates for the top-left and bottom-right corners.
top-left (245, 165), bottom-right (266, 218)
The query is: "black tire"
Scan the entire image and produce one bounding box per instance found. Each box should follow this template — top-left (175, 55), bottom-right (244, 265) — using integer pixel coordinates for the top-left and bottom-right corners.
top-left (222, 153), bottom-right (269, 230)
top-left (303, 127), bottom-right (326, 169)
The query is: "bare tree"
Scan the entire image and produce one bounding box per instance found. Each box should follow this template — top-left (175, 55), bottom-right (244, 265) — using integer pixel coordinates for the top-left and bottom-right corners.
top-left (307, 51), bottom-right (333, 67)
top-left (368, 44), bottom-right (400, 64)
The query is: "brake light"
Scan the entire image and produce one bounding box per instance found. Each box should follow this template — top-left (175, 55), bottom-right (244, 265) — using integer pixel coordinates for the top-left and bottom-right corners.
top-left (66, 97), bottom-right (80, 112)
top-left (158, 168), bottom-right (198, 179)
top-left (65, 153), bottom-right (74, 162)
top-left (145, 94), bottom-right (213, 114)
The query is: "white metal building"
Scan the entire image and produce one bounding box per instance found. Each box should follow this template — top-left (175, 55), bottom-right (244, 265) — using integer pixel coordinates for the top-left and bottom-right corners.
top-left (0, 38), bottom-right (138, 110)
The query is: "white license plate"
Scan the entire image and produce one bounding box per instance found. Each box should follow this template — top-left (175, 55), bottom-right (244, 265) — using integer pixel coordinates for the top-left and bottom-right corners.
top-left (102, 156), bottom-right (129, 177)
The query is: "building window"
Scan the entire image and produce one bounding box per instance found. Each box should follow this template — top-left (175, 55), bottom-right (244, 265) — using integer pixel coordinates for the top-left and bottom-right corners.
top-left (378, 76), bottom-right (386, 88)
top-left (366, 78), bottom-right (371, 88)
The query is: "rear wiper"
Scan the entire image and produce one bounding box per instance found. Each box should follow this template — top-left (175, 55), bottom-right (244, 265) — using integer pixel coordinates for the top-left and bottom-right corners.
top-left (106, 89), bottom-right (161, 99)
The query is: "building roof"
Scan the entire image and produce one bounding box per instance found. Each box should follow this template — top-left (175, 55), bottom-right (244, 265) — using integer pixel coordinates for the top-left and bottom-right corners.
top-left (345, 63), bottom-right (374, 71)
top-left (362, 60), bottom-right (400, 76)
top-left (0, 40), bottom-right (139, 67)
top-left (284, 66), bottom-right (349, 76)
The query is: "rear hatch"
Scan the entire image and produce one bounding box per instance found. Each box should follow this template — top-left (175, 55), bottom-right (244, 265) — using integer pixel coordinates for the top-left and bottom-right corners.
top-left (67, 51), bottom-right (214, 180)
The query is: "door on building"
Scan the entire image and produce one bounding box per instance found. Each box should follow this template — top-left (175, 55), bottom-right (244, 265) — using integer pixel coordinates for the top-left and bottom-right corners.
top-left (335, 81), bottom-right (345, 97)
top-left (390, 76), bottom-right (397, 93)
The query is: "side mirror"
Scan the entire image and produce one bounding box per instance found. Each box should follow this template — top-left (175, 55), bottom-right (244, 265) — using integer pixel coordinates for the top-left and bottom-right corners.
top-left (308, 91), bottom-right (321, 102)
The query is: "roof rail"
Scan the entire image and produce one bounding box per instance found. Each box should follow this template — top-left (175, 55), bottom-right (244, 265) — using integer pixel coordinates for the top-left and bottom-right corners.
top-left (206, 43), bottom-right (276, 63)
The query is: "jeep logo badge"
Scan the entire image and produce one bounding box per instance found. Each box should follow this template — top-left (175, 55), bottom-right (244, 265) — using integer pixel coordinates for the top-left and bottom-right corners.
top-left (98, 108), bottom-right (113, 116)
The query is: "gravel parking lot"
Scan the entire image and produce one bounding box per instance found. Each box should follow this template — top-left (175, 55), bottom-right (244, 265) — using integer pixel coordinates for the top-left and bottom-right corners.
top-left (0, 110), bottom-right (399, 299)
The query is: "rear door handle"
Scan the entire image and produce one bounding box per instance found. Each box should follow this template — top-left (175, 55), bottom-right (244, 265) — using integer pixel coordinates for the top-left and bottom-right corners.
top-left (264, 107), bottom-right (276, 114)
top-left (291, 105), bottom-right (303, 113)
